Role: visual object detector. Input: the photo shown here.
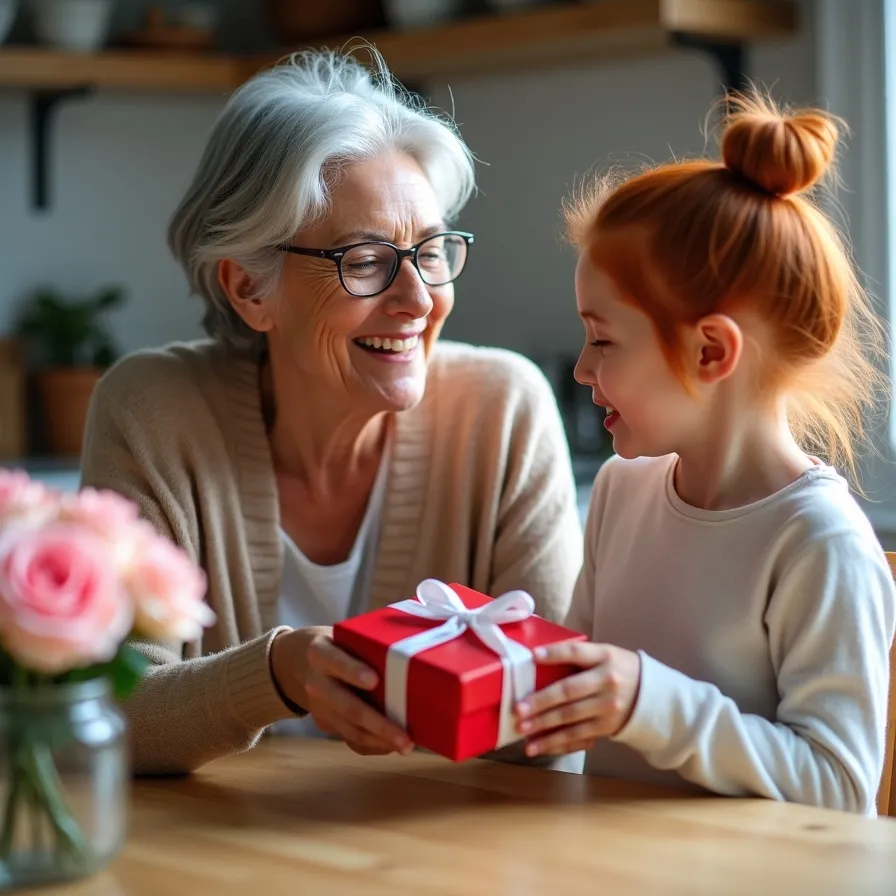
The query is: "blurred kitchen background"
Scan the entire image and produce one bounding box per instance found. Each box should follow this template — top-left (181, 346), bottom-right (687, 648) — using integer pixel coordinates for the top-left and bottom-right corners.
top-left (1, 0), bottom-right (893, 534)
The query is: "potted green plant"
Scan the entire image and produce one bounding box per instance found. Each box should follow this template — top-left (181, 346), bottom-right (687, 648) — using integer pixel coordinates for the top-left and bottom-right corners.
top-left (15, 286), bottom-right (125, 458)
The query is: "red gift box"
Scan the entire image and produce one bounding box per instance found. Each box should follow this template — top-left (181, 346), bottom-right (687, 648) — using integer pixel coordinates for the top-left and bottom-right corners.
top-left (333, 582), bottom-right (586, 762)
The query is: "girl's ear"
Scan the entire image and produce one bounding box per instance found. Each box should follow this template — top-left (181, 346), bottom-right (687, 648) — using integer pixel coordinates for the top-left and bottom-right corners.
top-left (691, 314), bottom-right (743, 384)
top-left (218, 259), bottom-right (273, 333)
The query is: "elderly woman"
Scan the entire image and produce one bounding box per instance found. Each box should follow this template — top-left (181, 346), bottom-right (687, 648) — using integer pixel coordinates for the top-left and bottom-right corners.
top-left (80, 50), bottom-right (582, 775)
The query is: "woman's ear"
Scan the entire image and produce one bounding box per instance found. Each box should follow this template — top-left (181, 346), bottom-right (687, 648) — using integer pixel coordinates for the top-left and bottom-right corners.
top-left (218, 259), bottom-right (273, 333)
top-left (692, 314), bottom-right (742, 384)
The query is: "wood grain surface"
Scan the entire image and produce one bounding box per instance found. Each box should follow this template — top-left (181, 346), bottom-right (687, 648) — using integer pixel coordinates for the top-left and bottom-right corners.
top-left (31, 738), bottom-right (896, 896)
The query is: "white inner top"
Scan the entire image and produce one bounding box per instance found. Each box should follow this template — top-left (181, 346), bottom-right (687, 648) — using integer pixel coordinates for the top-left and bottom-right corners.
top-left (272, 435), bottom-right (392, 737)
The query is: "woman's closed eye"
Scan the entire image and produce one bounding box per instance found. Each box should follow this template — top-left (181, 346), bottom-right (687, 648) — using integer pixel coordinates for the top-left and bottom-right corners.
top-left (345, 257), bottom-right (388, 275)
top-left (589, 339), bottom-right (612, 348)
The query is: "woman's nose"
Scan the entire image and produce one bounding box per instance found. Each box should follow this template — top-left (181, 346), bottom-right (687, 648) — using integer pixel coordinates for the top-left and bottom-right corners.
top-left (387, 259), bottom-right (434, 316)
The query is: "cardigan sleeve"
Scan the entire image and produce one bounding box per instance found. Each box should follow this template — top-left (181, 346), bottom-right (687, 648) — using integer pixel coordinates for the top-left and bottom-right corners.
top-left (80, 368), bottom-right (296, 775)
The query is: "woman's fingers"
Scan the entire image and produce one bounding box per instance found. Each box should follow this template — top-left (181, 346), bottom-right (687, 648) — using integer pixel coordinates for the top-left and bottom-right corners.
top-left (313, 711), bottom-right (397, 756)
top-left (309, 637), bottom-right (379, 691)
top-left (305, 672), bottom-right (412, 754)
top-left (298, 631), bottom-right (414, 755)
top-left (314, 716), bottom-right (337, 735)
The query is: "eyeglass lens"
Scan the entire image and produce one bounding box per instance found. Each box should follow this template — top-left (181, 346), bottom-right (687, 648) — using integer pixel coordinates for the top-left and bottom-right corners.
top-left (340, 234), bottom-right (468, 297)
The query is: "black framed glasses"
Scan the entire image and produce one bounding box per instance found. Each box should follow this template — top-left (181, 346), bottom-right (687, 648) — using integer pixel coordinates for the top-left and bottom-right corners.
top-left (279, 231), bottom-right (474, 298)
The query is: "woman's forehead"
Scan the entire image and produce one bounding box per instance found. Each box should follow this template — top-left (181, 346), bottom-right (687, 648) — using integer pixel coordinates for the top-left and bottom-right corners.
top-left (313, 154), bottom-right (442, 240)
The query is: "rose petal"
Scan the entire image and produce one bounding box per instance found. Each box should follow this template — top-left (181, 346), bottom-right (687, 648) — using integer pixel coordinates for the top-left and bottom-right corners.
top-left (0, 524), bottom-right (135, 671)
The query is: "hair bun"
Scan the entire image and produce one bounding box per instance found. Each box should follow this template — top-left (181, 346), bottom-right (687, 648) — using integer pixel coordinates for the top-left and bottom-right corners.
top-left (721, 95), bottom-right (841, 197)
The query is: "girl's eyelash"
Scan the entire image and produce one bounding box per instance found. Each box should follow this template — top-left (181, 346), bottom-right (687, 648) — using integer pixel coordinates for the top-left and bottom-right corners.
top-left (590, 340), bottom-right (611, 347)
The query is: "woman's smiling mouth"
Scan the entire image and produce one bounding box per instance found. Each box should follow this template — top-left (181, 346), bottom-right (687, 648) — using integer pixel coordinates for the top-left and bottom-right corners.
top-left (353, 333), bottom-right (422, 362)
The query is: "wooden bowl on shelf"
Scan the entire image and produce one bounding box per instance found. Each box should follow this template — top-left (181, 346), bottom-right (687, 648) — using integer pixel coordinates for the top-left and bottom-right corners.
top-left (118, 5), bottom-right (216, 52)
top-left (265, 0), bottom-right (385, 43)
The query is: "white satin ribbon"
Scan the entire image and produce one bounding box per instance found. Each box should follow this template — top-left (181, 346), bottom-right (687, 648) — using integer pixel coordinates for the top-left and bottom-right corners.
top-left (385, 579), bottom-right (537, 750)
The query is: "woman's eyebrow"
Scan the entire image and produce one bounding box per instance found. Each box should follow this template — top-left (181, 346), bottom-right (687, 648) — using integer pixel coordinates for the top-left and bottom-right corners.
top-left (330, 223), bottom-right (449, 245)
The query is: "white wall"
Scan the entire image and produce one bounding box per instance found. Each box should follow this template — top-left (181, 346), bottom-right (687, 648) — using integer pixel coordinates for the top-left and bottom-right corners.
top-left (435, 4), bottom-right (817, 359)
top-left (0, 93), bottom-right (221, 351)
top-left (0, 0), bottom-right (269, 354)
top-left (0, 1), bottom-right (816, 361)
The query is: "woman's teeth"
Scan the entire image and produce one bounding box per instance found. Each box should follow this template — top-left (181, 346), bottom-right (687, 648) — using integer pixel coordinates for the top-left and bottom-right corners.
top-left (605, 406), bottom-right (615, 415)
top-left (355, 335), bottom-right (419, 353)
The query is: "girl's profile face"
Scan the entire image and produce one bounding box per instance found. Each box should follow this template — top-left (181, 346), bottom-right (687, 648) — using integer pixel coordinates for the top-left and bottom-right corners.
top-left (573, 254), bottom-right (704, 460)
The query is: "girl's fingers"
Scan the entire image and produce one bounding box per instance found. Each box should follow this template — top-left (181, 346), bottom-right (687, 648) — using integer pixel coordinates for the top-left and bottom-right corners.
top-left (516, 666), bottom-right (609, 720)
top-left (517, 694), bottom-right (615, 736)
top-left (524, 719), bottom-right (611, 757)
top-left (533, 640), bottom-right (609, 667)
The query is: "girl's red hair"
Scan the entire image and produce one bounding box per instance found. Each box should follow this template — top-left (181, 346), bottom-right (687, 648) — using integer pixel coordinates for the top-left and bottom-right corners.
top-left (565, 92), bottom-right (886, 483)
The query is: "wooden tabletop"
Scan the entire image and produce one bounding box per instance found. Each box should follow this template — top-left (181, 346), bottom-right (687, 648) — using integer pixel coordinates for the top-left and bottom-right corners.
top-left (39, 739), bottom-right (896, 896)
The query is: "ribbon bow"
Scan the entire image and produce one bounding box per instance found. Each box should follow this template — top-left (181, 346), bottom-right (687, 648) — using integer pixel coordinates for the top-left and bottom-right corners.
top-left (385, 579), bottom-right (538, 748)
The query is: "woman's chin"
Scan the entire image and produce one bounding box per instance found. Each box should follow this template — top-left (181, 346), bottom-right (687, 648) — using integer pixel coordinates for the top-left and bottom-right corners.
top-left (366, 376), bottom-right (428, 414)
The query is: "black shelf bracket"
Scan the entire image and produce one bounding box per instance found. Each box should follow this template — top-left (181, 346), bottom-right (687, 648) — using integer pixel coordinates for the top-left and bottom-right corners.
top-left (29, 86), bottom-right (93, 212)
top-left (671, 33), bottom-right (747, 95)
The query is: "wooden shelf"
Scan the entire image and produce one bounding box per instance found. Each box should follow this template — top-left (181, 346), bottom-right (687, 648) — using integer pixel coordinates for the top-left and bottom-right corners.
top-left (0, 47), bottom-right (240, 92)
top-left (0, 0), bottom-right (797, 211)
top-left (0, 0), bottom-right (797, 93)
top-left (245, 0), bottom-right (799, 84)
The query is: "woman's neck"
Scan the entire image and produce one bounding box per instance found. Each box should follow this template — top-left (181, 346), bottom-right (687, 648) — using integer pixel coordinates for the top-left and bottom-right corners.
top-left (261, 357), bottom-right (388, 496)
top-left (673, 398), bottom-right (814, 511)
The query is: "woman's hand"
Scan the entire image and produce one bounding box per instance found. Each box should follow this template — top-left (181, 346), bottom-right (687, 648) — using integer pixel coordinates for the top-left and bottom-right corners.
top-left (514, 642), bottom-right (642, 757)
top-left (270, 626), bottom-right (414, 756)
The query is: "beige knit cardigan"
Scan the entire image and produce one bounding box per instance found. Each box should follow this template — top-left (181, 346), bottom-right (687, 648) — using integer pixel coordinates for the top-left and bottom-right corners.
top-left (80, 339), bottom-right (584, 773)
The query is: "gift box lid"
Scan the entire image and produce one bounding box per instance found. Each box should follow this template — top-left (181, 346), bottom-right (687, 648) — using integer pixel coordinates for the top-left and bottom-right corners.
top-left (334, 583), bottom-right (586, 718)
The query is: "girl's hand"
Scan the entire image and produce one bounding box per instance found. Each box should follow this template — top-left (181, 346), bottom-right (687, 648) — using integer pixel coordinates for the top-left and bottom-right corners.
top-left (515, 642), bottom-right (642, 757)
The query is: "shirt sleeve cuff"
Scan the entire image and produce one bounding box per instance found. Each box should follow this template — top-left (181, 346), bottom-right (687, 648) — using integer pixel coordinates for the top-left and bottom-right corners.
top-left (610, 650), bottom-right (683, 753)
top-left (224, 626), bottom-right (303, 730)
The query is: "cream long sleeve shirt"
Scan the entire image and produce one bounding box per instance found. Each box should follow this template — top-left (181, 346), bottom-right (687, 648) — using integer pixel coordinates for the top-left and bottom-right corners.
top-left (568, 454), bottom-right (896, 815)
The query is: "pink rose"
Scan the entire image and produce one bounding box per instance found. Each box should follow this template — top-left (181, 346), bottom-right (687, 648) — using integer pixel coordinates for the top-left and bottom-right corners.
top-left (125, 532), bottom-right (214, 643)
top-left (0, 469), bottom-right (60, 529)
top-left (58, 487), bottom-right (145, 571)
top-left (0, 523), bottom-right (133, 674)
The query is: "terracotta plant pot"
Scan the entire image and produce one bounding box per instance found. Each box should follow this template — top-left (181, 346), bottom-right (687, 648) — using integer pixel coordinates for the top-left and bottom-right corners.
top-left (265, 0), bottom-right (384, 43)
top-left (0, 339), bottom-right (27, 460)
top-left (38, 367), bottom-right (103, 458)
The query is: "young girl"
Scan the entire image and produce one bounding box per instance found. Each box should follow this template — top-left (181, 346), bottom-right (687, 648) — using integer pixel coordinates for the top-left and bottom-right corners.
top-left (514, 94), bottom-right (896, 815)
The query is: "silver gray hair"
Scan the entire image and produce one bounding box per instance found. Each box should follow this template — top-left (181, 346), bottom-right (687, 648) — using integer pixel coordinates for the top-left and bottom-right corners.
top-left (168, 48), bottom-right (477, 355)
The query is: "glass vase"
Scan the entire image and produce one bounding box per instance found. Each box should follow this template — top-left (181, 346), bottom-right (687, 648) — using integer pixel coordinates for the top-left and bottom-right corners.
top-left (0, 679), bottom-right (128, 888)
